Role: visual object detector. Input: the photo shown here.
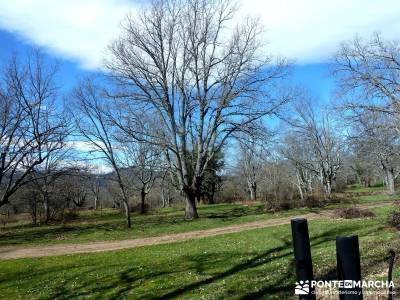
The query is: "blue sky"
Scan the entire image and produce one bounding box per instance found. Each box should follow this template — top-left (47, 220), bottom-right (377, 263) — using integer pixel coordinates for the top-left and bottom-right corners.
top-left (2, 0), bottom-right (399, 104)
top-left (1, 0), bottom-right (399, 172)
top-left (0, 30), bottom-right (85, 93)
top-left (0, 29), bottom-right (334, 105)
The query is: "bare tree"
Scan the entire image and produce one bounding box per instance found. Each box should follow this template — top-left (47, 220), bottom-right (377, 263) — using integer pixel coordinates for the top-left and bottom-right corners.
top-left (333, 33), bottom-right (400, 120)
top-left (280, 133), bottom-right (315, 200)
top-left (73, 79), bottom-right (132, 228)
top-left (89, 172), bottom-right (102, 210)
top-left (106, 0), bottom-right (290, 219)
top-left (0, 53), bottom-right (69, 208)
top-left (120, 140), bottom-right (162, 214)
top-left (30, 142), bottom-right (73, 223)
top-left (348, 111), bottom-right (400, 194)
top-left (236, 128), bottom-right (272, 201)
top-left (333, 33), bottom-right (400, 194)
top-left (284, 100), bottom-right (342, 195)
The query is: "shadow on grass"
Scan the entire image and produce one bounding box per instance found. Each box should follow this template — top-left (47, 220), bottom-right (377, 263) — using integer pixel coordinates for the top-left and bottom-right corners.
top-left (0, 205), bottom-right (268, 246)
top-left (152, 223), bottom-right (383, 299)
top-left (205, 205), bottom-right (265, 220)
top-left (0, 219), bottom-right (387, 299)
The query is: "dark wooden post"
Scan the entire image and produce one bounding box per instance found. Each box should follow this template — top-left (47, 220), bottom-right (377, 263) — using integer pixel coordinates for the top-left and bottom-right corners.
top-left (387, 250), bottom-right (396, 300)
top-left (291, 218), bottom-right (316, 299)
top-left (336, 236), bottom-right (363, 300)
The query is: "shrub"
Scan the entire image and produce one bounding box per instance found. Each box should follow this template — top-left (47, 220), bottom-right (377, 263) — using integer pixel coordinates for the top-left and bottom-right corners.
top-left (304, 195), bottom-right (324, 208)
top-left (130, 203), bottom-right (150, 213)
top-left (62, 209), bottom-right (79, 223)
top-left (388, 210), bottom-right (400, 229)
top-left (334, 207), bottom-right (375, 219)
top-left (0, 213), bottom-right (18, 228)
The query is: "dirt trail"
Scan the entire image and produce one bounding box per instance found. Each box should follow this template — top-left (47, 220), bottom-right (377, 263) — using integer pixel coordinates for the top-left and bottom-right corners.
top-left (0, 202), bottom-right (391, 260)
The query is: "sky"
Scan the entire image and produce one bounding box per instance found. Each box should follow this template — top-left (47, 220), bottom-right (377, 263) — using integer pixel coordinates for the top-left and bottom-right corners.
top-left (2, 0), bottom-right (399, 101)
top-left (0, 0), bottom-right (399, 171)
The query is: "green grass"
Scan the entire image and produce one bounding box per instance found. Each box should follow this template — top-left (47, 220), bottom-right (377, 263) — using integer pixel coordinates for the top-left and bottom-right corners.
top-left (0, 203), bottom-right (317, 247)
top-left (344, 184), bottom-right (399, 203)
top-left (355, 194), bottom-right (399, 203)
top-left (1, 184), bottom-right (397, 247)
top-left (0, 206), bottom-right (398, 299)
top-left (346, 183), bottom-right (386, 193)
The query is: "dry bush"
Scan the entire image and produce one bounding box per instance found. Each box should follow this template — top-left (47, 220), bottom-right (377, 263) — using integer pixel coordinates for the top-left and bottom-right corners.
top-left (0, 214), bottom-right (19, 228)
top-left (334, 207), bottom-right (375, 219)
top-left (264, 193), bottom-right (295, 212)
top-left (60, 209), bottom-right (79, 223)
top-left (303, 194), bottom-right (324, 208)
top-left (388, 210), bottom-right (400, 229)
top-left (130, 203), bottom-right (150, 213)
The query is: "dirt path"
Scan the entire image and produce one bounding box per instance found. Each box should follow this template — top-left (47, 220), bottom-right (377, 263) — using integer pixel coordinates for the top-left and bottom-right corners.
top-left (0, 202), bottom-right (391, 260)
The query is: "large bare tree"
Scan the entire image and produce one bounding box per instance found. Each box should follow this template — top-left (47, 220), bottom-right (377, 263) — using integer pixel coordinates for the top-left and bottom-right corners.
top-left (333, 33), bottom-right (400, 119)
top-left (348, 111), bottom-right (400, 194)
top-left (0, 53), bottom-right (69, 208)
top-left (106, 0), bottom-right (290, 219)
top-left (333, 33), bottom-right (400, 193)
top-left (73, 79), bottom-right (132, 228)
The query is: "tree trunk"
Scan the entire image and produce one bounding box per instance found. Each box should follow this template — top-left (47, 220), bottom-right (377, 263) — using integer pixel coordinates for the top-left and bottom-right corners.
top-left (295, 172), bottom-right (304, 201)
top-left (209, 184), bottom-right (215, 204)
top-left (324, 180), bottom-right (332, 195)
top-left (161, 189), bottom-right (166, 208)
top-left (386, 170), bottom-right (395, 195)
top-left (184, 192), bottom-right (199, 220)
top-left (94, 195), bottom-right (98, 210)
top-left (43, 195), bottom-right (50, 223)
top-left (297, 185), bottom-right (304, 201)
top-left (31, 197), bottom-right (37, 226)
top-left (122, 201), bottom-right (131, 228)
top-left (140, 189), bottom-right (146, 214)
top-left (249, 182), bottom-right (257, 201)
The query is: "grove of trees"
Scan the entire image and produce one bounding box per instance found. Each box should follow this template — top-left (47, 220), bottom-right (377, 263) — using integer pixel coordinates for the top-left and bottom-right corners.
top-left (1, 0), bottom-right (400, 227)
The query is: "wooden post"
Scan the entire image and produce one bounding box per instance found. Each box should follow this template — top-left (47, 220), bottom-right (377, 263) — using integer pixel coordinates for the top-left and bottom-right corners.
top-left (336, 236), bottom-right (363, 300)
top-left (291, 218), bottom-right (316, 299)
top-left (387, 250), bottom-right (396, 300)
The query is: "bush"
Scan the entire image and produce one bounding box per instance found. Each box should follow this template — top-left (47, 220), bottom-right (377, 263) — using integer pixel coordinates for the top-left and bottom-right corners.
top-left (334, 207), bottom-right (375, 219)
top-left (130, 203), bottom-right (150, 213)
top-left (61, 210), bottom-right (79, 223)
top-left (388, 210), bottom-right (400, 229)
top-left (0, 213), bottom-right (18, 228)
top-left (303, 195), bottom-right (324, 208)
top-left (264, 196), bottom-right (294, 212)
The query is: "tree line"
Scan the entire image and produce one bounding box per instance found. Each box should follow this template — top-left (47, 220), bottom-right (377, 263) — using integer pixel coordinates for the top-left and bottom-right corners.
top-left (1, 0), bottom-right (400, 228)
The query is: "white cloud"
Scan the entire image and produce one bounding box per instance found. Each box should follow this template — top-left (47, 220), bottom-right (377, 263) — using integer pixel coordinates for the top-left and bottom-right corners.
top-left (0, 0), bottom-right (400, 68)
top-left (67, 141), bottom-right (114, 173)
top-left (0, 0), bottom-right (137, 69)
top-left (68, 140), bottom-right (99, 152)
top-left (238, 0), bottom-right (400, 64)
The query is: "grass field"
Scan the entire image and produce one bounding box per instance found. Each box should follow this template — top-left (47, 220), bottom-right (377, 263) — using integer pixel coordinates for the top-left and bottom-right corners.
top-left (0, 204), bottom-right (318, 247)
top-left (0, 206), bottom-right (398, 299)
top-left (0, 186), bottom-right (399, 299)
top-left (0, 185), bottom-right (396, 247)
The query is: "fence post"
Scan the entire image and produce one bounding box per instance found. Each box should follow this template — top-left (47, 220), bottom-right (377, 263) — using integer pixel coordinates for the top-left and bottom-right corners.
top-left (336, 236), bottom-right (363, 300)
top-left (387, 249), bottom-right (395, 300)
top-left (291, 218), bottom-right (316, 299)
